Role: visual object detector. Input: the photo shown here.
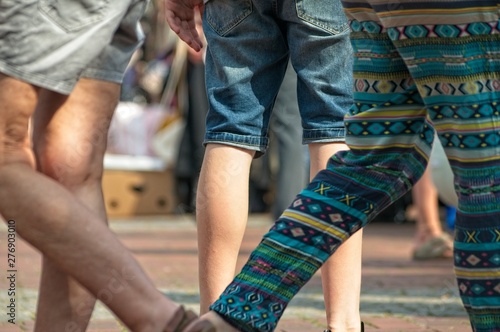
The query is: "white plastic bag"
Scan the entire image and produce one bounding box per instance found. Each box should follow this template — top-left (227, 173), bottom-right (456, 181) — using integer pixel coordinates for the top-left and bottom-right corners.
top-left (107, 102), bottom-right (167, 157)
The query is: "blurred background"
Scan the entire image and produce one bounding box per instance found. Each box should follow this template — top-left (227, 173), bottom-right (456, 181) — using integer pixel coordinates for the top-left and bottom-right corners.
top-left (102, 0), bottom-right (456, 234)
top-left (102, 0), bottom-right (310, 219)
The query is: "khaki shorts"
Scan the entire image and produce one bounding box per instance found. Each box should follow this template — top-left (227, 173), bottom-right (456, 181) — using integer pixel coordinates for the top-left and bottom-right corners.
top-left (0, 0), bottom-right (148, 94)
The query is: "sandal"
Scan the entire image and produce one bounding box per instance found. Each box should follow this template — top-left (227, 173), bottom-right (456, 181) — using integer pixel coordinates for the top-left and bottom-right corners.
top-left (412, 233), bottom-right (453, 261)
top-left (183, 311), bottom-right (242, 332)
top-left (164, 305), bottom-right (199, 332)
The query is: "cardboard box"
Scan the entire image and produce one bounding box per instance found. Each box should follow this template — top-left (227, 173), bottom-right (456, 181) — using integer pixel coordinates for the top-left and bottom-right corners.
top-left (102, 169), bottom-right (177, 217)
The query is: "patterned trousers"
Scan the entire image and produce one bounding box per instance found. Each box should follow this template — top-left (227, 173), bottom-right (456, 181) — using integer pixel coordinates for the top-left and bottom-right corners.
top-left (210, 1), bottom-right (500, 331)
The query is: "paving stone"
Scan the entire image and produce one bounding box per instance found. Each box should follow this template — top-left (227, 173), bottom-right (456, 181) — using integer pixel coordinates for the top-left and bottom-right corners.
top-left (0, 214), bottom-right (471, 331)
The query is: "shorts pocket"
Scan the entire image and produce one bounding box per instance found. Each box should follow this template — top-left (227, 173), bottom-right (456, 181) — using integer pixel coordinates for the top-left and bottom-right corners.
top-left (39, 0), bottom-right (110, 32)
top-left (204, 0), bottom-right (252, 36)
top-left (296, 0), bottom-right (348, 35)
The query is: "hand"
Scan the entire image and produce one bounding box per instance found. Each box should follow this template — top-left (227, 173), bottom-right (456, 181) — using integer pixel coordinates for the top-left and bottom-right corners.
top-left (164, 0), bottom-right (204, 51)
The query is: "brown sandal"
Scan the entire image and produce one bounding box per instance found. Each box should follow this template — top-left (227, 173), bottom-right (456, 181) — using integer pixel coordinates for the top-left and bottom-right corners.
top-left (164, 305), bottom-right (199, 332)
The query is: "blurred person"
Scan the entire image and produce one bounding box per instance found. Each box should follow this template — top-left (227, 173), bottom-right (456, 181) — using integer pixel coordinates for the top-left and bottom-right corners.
top-left (411, 167), bottom-right (453, 260)
top-left (168, 1), bottom-right (500, 331)
top-left (268, 64), bottom-right (309, 221)
top-left (174, 24), bottom-right (208, 213)
top-left (0, 1), bottom-right (198, 331)
top-left (165, 1), bottom-right (364, 332)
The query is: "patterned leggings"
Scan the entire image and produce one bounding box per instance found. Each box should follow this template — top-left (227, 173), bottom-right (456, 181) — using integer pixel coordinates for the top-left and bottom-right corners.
top-left (210, 1), bottom-right (500, 331)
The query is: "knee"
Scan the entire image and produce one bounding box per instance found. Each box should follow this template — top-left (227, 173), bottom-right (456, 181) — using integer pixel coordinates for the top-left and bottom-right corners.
top-left (0, 74), bottom-right (39, 161)
top-left (34, 138), bottom-right (104, 188)
top-left (0, 124), bottom-right (36, 170)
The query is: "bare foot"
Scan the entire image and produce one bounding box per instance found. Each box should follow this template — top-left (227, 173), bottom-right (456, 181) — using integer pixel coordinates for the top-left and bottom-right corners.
top-left (183, 311), bottom-right (241, 331)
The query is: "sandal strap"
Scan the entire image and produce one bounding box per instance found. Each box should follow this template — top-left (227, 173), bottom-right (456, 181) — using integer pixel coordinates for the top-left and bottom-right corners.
top-left (164, 305), bottom-right (198, 332)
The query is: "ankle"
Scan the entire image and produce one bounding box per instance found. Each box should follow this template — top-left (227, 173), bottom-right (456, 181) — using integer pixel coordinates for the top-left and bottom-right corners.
top-left (325, 322), bottom-right (362, 332)
top-left (132, 297), bottom-right (179, 332)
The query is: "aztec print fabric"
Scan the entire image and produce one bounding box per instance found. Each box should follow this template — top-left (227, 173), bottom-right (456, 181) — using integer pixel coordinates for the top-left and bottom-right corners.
top-left (210, 1), bottom-right (500, 331)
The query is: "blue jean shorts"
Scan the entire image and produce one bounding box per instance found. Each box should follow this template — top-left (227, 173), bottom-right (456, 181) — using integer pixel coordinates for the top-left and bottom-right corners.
top-left (0, 0), bottom-right (148, 95)
top-left (202, 0), bottom-right (353, 154)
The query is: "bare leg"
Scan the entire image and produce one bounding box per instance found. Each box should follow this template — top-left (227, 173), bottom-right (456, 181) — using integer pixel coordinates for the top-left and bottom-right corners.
top-left (411, 167), bottom-right (452, 259)
top-left (196, 144), bottom-right (255, 313)
top-left (0, 74), bottom-right (181, 332)
top-left (310, 143), bottom-right (363, 332)
top-left (32, 78), bottom-right (117, 331)
top-left (190, 142), bottom-right (363, 331)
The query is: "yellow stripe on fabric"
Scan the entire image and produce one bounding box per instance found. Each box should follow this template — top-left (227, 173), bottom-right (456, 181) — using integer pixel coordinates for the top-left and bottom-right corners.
top-left (282, 211), bottom-right (349, 242)
top-left (343, 7), bottom-right (375, 14)
top-left (353, 72), bottom-right (413, 81)
top-left (377, 6), bottom-right (496, 18)
top-left (349, 142), bottom-right (427, 153)
top-left (455, 268), bottom-right (500, 279)
top-left (434, 122), bottom-right (500, 132)
top-left (346, 108), bottom-right (426, 119)
top-left (446, 154), bottom-right (500, 164)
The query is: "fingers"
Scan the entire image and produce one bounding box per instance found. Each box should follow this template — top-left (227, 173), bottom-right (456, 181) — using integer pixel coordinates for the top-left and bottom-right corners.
top-left (165, 13), bottom-right (202, 51)
top-left (180, 19), bottom-right (203, 51)
top-left (164, 1), bottom-right (204, 52)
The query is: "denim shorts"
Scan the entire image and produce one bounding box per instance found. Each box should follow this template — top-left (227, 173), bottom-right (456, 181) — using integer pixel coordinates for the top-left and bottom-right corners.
top-left (202, 0), bottom-right (353, 154)
top-left (0, 0), bottom-right (148, 94)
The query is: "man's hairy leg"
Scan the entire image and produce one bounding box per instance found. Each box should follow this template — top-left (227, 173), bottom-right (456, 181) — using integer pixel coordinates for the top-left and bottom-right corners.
top-left (32, 78), bottom-right (118, 331)
top-left (0, 73), bottom-right (180, 332)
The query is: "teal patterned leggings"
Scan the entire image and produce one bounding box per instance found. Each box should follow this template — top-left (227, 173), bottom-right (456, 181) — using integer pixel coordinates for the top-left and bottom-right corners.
top-left (210, 2), bottom-right (500, 331)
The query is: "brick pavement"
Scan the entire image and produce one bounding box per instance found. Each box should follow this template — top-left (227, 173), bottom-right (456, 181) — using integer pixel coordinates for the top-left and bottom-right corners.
top-left (0, 214), bottom-right (471, 331)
